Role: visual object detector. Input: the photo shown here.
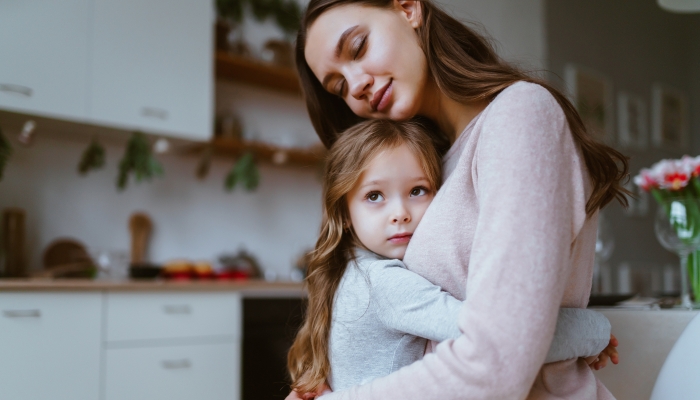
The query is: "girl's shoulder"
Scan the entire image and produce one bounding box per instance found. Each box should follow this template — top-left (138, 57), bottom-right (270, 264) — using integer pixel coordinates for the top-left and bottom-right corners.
top-left (351, 248), bottom-right (409, 280)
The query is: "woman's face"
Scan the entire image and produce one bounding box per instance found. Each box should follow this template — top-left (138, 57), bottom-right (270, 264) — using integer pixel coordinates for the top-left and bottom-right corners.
top-left (305, 2), bottom-right (429, 121)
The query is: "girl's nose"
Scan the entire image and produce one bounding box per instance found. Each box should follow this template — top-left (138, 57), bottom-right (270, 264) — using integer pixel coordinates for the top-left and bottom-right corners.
top-left (391, 203), bottom-right (411, 224)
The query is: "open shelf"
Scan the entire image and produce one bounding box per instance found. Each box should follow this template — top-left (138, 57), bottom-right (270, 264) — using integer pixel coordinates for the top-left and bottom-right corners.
top-left (215, 52), bottom-right (301, 95)
top-left (191, 138), bottom-right (325, 167)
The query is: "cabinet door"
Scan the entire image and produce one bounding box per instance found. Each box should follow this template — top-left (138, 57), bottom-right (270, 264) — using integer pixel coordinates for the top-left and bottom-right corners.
top-left (105, 341), bottom-right (240, 400)
top-left (90, 0), bottom-right (213, 141)
top-left (0, 0), bottom-right (90, 120)
top-left (0, 292), bottom-right (101, 400)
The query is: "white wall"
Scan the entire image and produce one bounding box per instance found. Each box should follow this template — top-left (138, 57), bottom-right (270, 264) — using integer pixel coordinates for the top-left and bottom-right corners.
top-left (0, 120), bottom-right (322, 275)
top-left (436, 0), bottom-right (547, 70)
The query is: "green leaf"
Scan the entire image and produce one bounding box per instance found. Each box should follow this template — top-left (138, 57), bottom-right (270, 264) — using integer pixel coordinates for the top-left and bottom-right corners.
top-left (78, 139), bottom-right (106, 175)
top-left (0, 126), bottom-right (12, 181)
top-left (116, 132), bottom-right (164, 190)
top-left (224, 151), bottom-right (259, 192)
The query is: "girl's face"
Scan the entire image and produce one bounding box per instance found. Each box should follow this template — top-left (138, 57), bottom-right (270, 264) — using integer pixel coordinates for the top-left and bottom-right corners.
top-left (304, 2), bottom-right (429, 121)
top-left (346, 143), bottom-right (434, 260)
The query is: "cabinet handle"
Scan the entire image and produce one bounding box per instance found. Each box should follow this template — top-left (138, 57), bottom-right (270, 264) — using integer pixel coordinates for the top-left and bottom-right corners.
top-left (163, 304), bottom-right (192, 314)
top-left (0, 84), bottom-right (33, 97)
top-left (3, 309), bottom-right (41, 318)
top-left (162, 359), bottom-right (191, 369)
top-left (141, 107), bottom-right (168, 120)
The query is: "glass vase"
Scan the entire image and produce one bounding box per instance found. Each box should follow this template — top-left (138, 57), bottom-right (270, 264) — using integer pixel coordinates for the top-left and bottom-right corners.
top-left (654, 197), bottom-right (700, 310)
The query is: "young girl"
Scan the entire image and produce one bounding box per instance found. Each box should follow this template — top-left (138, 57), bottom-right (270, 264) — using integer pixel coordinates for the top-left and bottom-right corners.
top-left (287, 119), bottom-right (613, 396)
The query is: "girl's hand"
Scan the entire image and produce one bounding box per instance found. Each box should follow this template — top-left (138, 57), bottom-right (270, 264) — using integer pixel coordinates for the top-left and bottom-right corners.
top-left (585, 334), bottom-right (619, 370)
top-left (285, 383), bottom-right (332, 400)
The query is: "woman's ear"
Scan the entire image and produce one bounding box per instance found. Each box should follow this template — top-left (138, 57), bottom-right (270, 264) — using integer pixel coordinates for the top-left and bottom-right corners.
top-left (394, 0), bottom-right (423, 29)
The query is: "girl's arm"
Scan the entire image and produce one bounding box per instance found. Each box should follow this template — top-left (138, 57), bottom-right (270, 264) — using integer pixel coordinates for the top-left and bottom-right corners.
top-left (319, 83), bottom-right (589, 400)
top-left (366, 260), bottom-right (610, 363)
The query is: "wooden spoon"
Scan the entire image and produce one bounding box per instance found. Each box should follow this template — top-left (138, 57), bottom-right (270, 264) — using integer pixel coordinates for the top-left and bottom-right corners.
top-left (129, 213), bottom-right (153, 263)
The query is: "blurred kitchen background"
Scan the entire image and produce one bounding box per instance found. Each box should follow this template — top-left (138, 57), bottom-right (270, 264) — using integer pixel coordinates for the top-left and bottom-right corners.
top-left (1, 1), bottom-right (699, 400)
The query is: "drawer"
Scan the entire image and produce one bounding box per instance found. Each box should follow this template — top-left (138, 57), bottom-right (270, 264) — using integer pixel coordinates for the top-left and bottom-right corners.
top-left (104, 341), bottom-right (240, 400)
top-left (0, 292), bottom-right (101, 400)
top-left (106, 292), bottom-right (241, 342)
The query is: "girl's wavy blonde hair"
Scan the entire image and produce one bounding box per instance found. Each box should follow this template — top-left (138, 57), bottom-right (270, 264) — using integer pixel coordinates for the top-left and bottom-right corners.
top-left (287, 118), bottom-right (442, 393)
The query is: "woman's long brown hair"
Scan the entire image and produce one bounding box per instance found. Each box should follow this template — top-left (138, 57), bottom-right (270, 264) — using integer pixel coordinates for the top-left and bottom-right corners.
top-left (287, 119), bottom-right (442, 393)
top-left (296, 0), bottom-right (629, 215)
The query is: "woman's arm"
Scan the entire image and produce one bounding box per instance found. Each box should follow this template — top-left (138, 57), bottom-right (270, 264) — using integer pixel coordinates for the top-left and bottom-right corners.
top-left (367, 261), bottom-right (610, 362)
top-left (319, 83), bottom-right (586, 400)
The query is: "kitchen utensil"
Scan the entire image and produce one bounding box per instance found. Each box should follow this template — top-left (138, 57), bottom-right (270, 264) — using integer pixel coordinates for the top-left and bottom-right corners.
top-left (41, 238), bottom-right (95, 278)
top-left (129, 213), bottom-right (153, 263)
top-left (129, 262), bottom-right (162, 279)
top-left (2, 208), bottom-right (27, 277)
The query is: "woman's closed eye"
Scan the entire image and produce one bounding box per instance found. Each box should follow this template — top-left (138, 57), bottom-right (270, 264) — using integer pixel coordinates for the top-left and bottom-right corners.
top-left (352, 34), bottom-right (367, 60)
top-left (333, 34), bottom-right (367, 97)
top-left (365, 191), bottom-right (384, 203)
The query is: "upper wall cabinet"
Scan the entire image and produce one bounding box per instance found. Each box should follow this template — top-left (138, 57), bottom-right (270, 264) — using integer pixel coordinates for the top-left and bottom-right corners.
top-left (89, 0), bottom-right (214, 141)
top-left (0, 0), bottom-right (91, 120)
top-left (0, 0), bottom-right (213, 141)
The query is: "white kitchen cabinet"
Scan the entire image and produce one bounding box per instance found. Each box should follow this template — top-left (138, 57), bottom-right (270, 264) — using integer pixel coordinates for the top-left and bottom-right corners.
top-left (105, 292), bottom-right (242, 342)
top-left (104, 342), bottom-right (240, 400)
top-left (104, 292), bottom-right (242, 400)
top-left (0, 292), bottom-right (101, 400)
top-left (89, 0), bottom-right (214, 140)
top-left (0, 0), bottom-right (91, 120)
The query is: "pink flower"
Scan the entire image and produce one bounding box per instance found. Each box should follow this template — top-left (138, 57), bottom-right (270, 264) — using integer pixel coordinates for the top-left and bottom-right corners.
top-left (652, 158), bottom-right (691, 191)
top-left (633, 168), bottom-right (658, 191)
top-left (681, 155), bottom-right (700, 177)
top-left (636, 156), bottom-right (699, 192)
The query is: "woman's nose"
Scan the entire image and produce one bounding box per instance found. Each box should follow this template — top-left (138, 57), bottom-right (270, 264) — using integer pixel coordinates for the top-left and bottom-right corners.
top-left (346, 69), bottom-right (372, 100)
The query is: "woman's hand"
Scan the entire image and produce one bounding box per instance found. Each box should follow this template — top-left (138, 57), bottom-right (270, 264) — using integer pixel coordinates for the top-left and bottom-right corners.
top-left (285, 383), bottom-right (332, 400)
top-left (585, 334), bottom-right (619, 370)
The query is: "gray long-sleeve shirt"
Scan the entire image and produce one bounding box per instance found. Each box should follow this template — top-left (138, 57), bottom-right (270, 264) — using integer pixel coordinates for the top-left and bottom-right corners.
top-left (328, 248), bottom-right (611, 392)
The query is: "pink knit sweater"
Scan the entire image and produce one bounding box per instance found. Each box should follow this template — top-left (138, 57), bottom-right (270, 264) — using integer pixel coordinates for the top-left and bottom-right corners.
top-left (321, 82), bottom-right (614, 399)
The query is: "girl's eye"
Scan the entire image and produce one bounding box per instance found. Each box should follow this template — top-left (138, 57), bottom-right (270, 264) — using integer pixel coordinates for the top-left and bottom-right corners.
top-left (366, 192), bottom-right (384, 202)
top-left (410, 187), bottom-right (429, 197)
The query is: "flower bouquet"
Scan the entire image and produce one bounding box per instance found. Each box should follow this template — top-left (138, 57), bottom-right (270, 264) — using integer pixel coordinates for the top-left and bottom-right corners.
top-left (634, 156), bottom-right (700, 308)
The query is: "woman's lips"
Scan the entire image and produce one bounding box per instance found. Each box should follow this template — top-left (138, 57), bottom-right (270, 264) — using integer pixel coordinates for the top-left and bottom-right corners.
top-left (388, 233), bottom-right (412, 244)
top-left (371, 80), bottom-right (393, 112)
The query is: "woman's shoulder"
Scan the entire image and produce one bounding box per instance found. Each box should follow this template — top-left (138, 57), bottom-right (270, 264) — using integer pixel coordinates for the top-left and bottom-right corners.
top-left (489, 81), bottom-right (562, 116)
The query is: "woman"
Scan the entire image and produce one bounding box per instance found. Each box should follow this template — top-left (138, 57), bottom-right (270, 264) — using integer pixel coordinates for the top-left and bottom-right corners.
top-left (292, 0), bottom-right (628, 398)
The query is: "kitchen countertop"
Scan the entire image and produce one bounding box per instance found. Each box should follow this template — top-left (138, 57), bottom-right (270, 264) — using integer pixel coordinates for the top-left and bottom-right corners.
top-left (0, 278), bottom-right (305, 297)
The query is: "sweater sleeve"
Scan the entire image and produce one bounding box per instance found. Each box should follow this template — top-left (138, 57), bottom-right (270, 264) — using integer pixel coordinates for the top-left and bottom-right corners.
top-left (368, 262), bottom-right (610, 361)
top-left (319, 83), bottom-right (588, 400)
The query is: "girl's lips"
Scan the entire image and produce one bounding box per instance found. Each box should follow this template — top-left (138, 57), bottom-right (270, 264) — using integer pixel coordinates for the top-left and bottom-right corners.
top-left (388, 233), bottom-right (412, 244)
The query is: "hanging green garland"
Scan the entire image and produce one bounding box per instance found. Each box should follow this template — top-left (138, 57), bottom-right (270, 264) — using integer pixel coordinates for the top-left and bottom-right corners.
top-left (225, 151), bottom-right (260, 192)
top-left (117, 132), bottom-right (164, 190)
top-left (78, 139), bottom-right (106, 175)
top-left (217, 0), bottom-right (302, 35)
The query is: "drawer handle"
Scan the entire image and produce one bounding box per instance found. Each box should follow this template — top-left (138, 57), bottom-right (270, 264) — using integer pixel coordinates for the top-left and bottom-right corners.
top-left (3, 309), bottom-right (41, 318)
top-left (141, 107), bottom-right (168, 120)
top-left (162, 359), bottom-right (191, 369)
top-left (0, 84), bottom-right (33, 97)
top-left (163, 305), bottom-right (192, 314)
